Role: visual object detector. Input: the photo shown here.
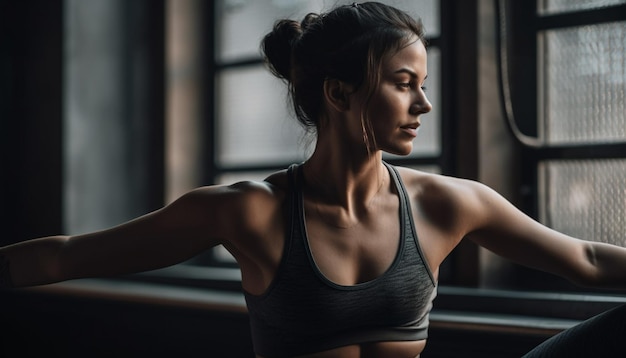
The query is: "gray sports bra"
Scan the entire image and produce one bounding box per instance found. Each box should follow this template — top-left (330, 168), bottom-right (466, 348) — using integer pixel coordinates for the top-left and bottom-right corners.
top-left (244, 162), bottom-right (437, 357)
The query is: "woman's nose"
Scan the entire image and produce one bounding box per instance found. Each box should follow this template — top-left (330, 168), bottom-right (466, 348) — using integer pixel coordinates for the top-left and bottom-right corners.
top-left (410, 94), bottom-right (432, 115)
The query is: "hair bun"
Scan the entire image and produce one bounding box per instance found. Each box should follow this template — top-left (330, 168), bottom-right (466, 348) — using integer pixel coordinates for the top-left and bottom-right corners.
top-left (262, 19), bottom-right (302, 81)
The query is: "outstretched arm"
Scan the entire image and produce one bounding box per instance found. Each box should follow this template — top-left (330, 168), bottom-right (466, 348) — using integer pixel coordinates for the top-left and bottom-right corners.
top-left (460, 180), bottom-right (626, 289)
top-left (0, 184), bottom-right (245, 288)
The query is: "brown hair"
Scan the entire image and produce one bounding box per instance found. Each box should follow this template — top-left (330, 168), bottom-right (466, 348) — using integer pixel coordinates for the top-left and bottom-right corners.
top-left (262, 2), bottom-right (426, 148)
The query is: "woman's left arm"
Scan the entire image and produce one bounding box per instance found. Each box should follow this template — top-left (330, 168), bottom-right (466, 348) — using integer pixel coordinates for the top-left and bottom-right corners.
top-left (460, 180), bottom-right (626, 289)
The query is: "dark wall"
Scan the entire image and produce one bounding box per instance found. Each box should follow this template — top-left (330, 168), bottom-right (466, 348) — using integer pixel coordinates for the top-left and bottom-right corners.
top-left (0, 0), bottom-right (64, 245)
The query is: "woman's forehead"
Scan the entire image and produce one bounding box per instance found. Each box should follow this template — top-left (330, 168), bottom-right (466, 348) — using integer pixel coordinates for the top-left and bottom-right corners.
top-left (383, 41), bottom-right (428, 77)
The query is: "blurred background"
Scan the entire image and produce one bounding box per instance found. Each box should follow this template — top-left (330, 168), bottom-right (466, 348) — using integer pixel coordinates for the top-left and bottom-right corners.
top-left (1, 0), bottom-right (625, 357)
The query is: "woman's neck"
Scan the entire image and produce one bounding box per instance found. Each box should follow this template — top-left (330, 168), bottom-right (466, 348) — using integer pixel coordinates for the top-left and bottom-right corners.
top-left (302, 145), bottom-right (387, 212)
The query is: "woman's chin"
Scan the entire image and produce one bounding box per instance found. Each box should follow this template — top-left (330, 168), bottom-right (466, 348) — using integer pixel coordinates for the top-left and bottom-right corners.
top-left (383, 147), bottom-right (413, 157)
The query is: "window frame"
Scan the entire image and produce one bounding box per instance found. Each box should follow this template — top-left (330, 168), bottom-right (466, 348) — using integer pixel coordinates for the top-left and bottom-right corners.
top-left (502, 0), bottom-right (626, 215)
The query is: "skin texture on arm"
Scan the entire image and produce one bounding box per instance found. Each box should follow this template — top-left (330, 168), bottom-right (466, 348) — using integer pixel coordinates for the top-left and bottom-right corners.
top-left (456, 177), bottom-right (626, 289)
top-left (0, 181), bottom-right (280, 289)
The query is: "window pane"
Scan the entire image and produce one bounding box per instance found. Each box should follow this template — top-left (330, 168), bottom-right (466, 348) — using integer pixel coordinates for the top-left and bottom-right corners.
top-left (539, 159), bottom-right (626, 247)
top-left (384, 47), bottom-right (441, 159)
top-left (539, 22), bottom-right (626, 144)
top-left (64, 0), bottom-right (158, 234)
top-left (216, 65), bottom-right (311, 167)
top-left (374, 0), bottom-right (440, 37)
top-left (538, 0), bottom-right (626, 15)
top-left (216, 0), bottom-right (323, 63)
top-left (216, 0), bottom-right (439, 63)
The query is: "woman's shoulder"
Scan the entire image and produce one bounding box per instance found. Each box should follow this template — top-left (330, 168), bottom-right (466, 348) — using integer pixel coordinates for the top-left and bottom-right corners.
top-left (394, 166), bottom-right (483, 195)
top-left (181, 171), bottom-right (287, 211)
top-left (159, 171), bottom-right (287, 260)
top-left (188, 169), bottom-right (288, 201)
top-left (169, 169), bottom-right (290, 234)
top-left (394, 166), bottom-right (492, 220)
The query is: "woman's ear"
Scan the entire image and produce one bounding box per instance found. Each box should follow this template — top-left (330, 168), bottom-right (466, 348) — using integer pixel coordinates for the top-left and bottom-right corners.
top-left (323, 78), bottom-right (354, 112)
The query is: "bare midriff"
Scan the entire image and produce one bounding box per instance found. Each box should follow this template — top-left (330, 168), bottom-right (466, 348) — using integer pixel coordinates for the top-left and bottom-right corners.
top-left (257, 339), bottom-right (427, 358)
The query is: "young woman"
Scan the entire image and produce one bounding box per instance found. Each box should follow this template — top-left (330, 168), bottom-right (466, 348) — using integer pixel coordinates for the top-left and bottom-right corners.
top-left (1, 2), bottom-right (625, 357)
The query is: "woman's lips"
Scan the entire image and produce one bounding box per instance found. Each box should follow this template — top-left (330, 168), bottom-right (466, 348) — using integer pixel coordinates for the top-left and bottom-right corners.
top-left (401, 123), bottom-right (420, 137)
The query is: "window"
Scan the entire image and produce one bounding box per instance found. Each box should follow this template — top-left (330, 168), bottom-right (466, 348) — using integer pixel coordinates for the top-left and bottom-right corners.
top-left (484, 0), bottom-right (626, 293)
top-left (9, 0), bottom-right (624, 331)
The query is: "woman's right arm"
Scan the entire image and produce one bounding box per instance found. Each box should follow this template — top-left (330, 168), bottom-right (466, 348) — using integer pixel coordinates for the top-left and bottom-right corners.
top-left (0, 183), bottom-right (260, 288)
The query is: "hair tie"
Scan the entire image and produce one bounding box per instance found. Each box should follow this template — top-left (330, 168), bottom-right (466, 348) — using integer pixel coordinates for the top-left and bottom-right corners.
top-left (352, 2), bottom-right (359, 8)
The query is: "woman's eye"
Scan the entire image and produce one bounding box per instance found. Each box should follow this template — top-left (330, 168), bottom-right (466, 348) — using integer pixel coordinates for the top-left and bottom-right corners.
top-left (396, 82), bottom-right (426, 91)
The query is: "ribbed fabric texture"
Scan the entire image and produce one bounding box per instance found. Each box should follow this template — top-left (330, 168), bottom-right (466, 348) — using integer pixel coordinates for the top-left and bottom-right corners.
top-left (244, 162), bottom-right (437, 358)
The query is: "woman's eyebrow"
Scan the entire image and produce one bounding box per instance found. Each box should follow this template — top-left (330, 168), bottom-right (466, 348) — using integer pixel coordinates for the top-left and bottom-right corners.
top-left (394, 68), bottom-right (417, 77)
top-left (393, 68), bottom-right (427, 81)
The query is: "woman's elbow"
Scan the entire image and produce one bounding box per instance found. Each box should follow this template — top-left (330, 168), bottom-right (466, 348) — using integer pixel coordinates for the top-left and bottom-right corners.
top-left (570, 241), bottom-right (625, 289)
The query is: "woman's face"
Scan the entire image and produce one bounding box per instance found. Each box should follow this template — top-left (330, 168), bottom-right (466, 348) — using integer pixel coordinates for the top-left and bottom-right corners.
top-left (350, 39), bottom-right (432, 156)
